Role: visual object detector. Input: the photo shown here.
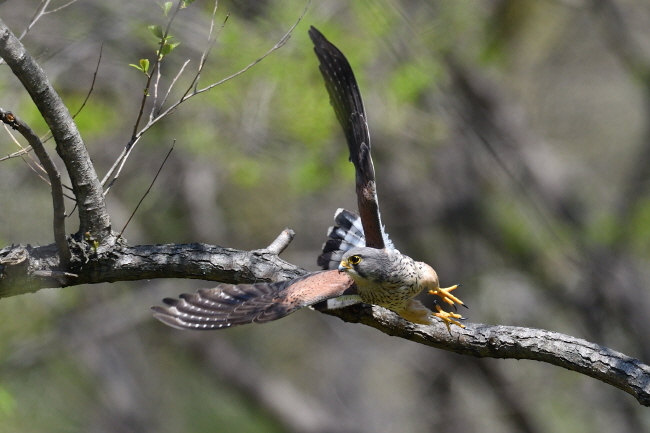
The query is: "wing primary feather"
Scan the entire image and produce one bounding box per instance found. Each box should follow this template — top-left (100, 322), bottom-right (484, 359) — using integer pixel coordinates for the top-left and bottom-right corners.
top-left (152, 271), bottom-right (356, 330)
top-left (309, 26), bottom-right (386, 249)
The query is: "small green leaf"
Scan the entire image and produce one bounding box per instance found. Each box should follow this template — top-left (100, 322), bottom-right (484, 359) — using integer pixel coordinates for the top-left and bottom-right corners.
top-left (139, 58), bottom-right (150, 73)
top-left (160, 1), bottom-right (172, 16)
top-left (181, 0), bottom-right (195, 8)
top-left (148, 24), bottom-right (164, 39)
top-left (160, 41), bottom-right (180, 58)
top-left (129, 59), bottom-right (150, 75)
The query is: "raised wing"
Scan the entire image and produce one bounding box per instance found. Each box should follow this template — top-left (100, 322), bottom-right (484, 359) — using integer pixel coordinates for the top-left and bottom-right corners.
top-left (309, 26), bottom-right (386, 250)
top-left (151, 270), bottom-right (356, 330)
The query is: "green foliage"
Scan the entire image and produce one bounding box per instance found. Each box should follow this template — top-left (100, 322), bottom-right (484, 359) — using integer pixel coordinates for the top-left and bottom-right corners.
top-left (129, 58), bottom-right (150, 75)
top-left (389, 61), bottom-right (439, 104)
top-left (0, 386), bottom-right (16, 418)
top-left (147, 24), bottom-right (180, 60)
top-left (629, 198), bottom-right (650, 255)
top-left (148, 24), bottom-right (165, 39)
top-left (129, 2), bottom-right (186, 74)
top-left (63, 94), bottom-right (120, 141)
top-left (159, 1), bottom-right (173, 16)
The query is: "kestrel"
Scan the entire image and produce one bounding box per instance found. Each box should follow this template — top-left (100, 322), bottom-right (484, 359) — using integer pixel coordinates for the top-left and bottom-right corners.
top-left (151, 27), bottom-right (465, 331)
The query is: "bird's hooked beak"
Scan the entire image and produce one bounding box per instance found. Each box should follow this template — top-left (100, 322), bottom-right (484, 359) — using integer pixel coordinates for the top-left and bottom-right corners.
top-left (338, 260), bottom-right (352, 274)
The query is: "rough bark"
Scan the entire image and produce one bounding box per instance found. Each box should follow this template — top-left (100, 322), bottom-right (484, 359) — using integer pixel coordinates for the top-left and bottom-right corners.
top-left (322, 303), bottom-right (650, 406)
top-left (0, 241), bottom-right (306, 297)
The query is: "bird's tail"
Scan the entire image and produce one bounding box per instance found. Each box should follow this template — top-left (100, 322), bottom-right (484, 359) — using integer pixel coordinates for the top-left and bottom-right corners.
top-left (318, 208), bottom-right (394, 269)
top-left (317, 208), bottom-right (365, 270)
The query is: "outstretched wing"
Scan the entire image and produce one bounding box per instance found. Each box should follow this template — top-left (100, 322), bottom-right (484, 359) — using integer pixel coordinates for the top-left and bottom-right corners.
top-left (309, 26), bottom-right (386, 250)
top-left (151, 270), bottom-right (356, 330)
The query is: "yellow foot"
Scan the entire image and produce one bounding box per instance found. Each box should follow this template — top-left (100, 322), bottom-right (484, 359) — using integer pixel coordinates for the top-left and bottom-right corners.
top-left (434, 305), bottom-right (465, 332)
top-left (428, 284), bottom-right (465, 309)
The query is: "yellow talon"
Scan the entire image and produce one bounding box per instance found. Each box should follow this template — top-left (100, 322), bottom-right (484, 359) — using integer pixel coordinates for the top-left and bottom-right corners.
top-left (428, 284), bottom-right (464, 308)
top-left (434, 305), bottom-right (465, 332)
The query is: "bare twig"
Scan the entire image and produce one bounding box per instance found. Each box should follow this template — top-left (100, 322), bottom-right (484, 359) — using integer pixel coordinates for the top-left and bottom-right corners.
top-left (3, 112), bottom-right (77, 202)
top-left (0, 145), bottom-right (32, 161)
top-left (2, 124), bottom-right (43, 173)
top-left (102, 0), bottom-right (310, 196)
top-left (42, 0), bottom-right (80, 16)
top-left (0, 0), bottom-right (81, 51)
top-left (117, 141), bottom-right (175, 238)
top-left (129, 0), bottom-right (184, 140)
top-left (101, 0), bottom-right (186, 196)
top-left (149, 60), bottom-right (164, 123)
top-left (13, 0), bottom-right (50, 43)
top-left (72, 42), bottom-right (103, 119)
top-left (0, 109), bottom-right (70, 265)
top-left (157, 59), bottom-right (190, 117)
top-left (192, 0), bottom-right (222, 94)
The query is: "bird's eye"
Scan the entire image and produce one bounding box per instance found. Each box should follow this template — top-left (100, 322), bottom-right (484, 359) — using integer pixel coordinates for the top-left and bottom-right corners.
top-left (348, 255), bottom-right (362, 265)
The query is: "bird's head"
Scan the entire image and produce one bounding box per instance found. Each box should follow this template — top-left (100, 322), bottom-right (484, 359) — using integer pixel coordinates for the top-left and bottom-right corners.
top-left (338, 247), bottom-right (392, 284)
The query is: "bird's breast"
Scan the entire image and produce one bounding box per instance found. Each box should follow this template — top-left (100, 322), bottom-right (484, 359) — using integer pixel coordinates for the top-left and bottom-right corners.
top-left (356, 280), bottom-right (421, 310)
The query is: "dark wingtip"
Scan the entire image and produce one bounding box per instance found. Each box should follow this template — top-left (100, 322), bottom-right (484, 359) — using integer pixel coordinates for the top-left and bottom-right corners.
top-left (162, 297), bottom-right (180, 306)
top-left (308, 25), bottom-right (324, 41)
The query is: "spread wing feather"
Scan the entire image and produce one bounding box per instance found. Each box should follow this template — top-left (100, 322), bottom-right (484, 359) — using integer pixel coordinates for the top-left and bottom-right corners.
top-left (153, 29), bottom-right (388, 332)
top-left (152, 270), bottom-right (356, 330)
top-left (309, 26), bottom-right (386, 250)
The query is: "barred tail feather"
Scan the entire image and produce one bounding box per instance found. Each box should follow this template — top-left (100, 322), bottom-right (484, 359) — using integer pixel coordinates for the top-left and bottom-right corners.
top-left (317, 208), bottom-right (394, 269)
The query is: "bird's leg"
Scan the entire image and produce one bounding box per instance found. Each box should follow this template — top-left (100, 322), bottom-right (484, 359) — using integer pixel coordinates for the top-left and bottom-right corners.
top-left (398, 299), bottom-right (465, 330)
top-left (417, 263), bottom-right (465, 309)
top-left (434, 304), bottom-right (465, 331)
top-left (428, 284), bottom-right (465, 309)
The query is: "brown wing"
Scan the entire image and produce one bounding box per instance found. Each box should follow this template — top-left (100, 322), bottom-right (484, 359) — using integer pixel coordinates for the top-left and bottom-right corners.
top-left (151, 270), bottom-right (356, 330)
top-left (309, 26), bottom-right (385, 250)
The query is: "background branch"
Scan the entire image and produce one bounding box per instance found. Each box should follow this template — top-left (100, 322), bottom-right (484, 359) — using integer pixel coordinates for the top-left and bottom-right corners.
top-left (0, 109), bottom-right (70, 265)
top-left (0, 17), bottom-right (110, 242)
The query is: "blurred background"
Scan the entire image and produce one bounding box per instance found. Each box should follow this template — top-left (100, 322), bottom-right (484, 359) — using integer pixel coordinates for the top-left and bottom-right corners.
top-left (1, 0), bottom-right (650, 431)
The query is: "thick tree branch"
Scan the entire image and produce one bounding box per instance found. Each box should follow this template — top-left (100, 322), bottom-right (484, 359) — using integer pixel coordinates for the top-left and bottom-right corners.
top-left (0, 18), bottom-right (111, 242)
top-left (0, 241), bottom-right (306, 297)
top-left (1, 236), bottom-right (648, 406)
top-left (0, 109), bottom-right (70, 265)
top-left (322, 304), bottom-right (650, 406)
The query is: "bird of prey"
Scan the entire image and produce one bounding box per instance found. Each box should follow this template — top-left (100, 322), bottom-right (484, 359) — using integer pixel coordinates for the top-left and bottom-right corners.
top-left (151, 26), bottom-right (465, 331)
